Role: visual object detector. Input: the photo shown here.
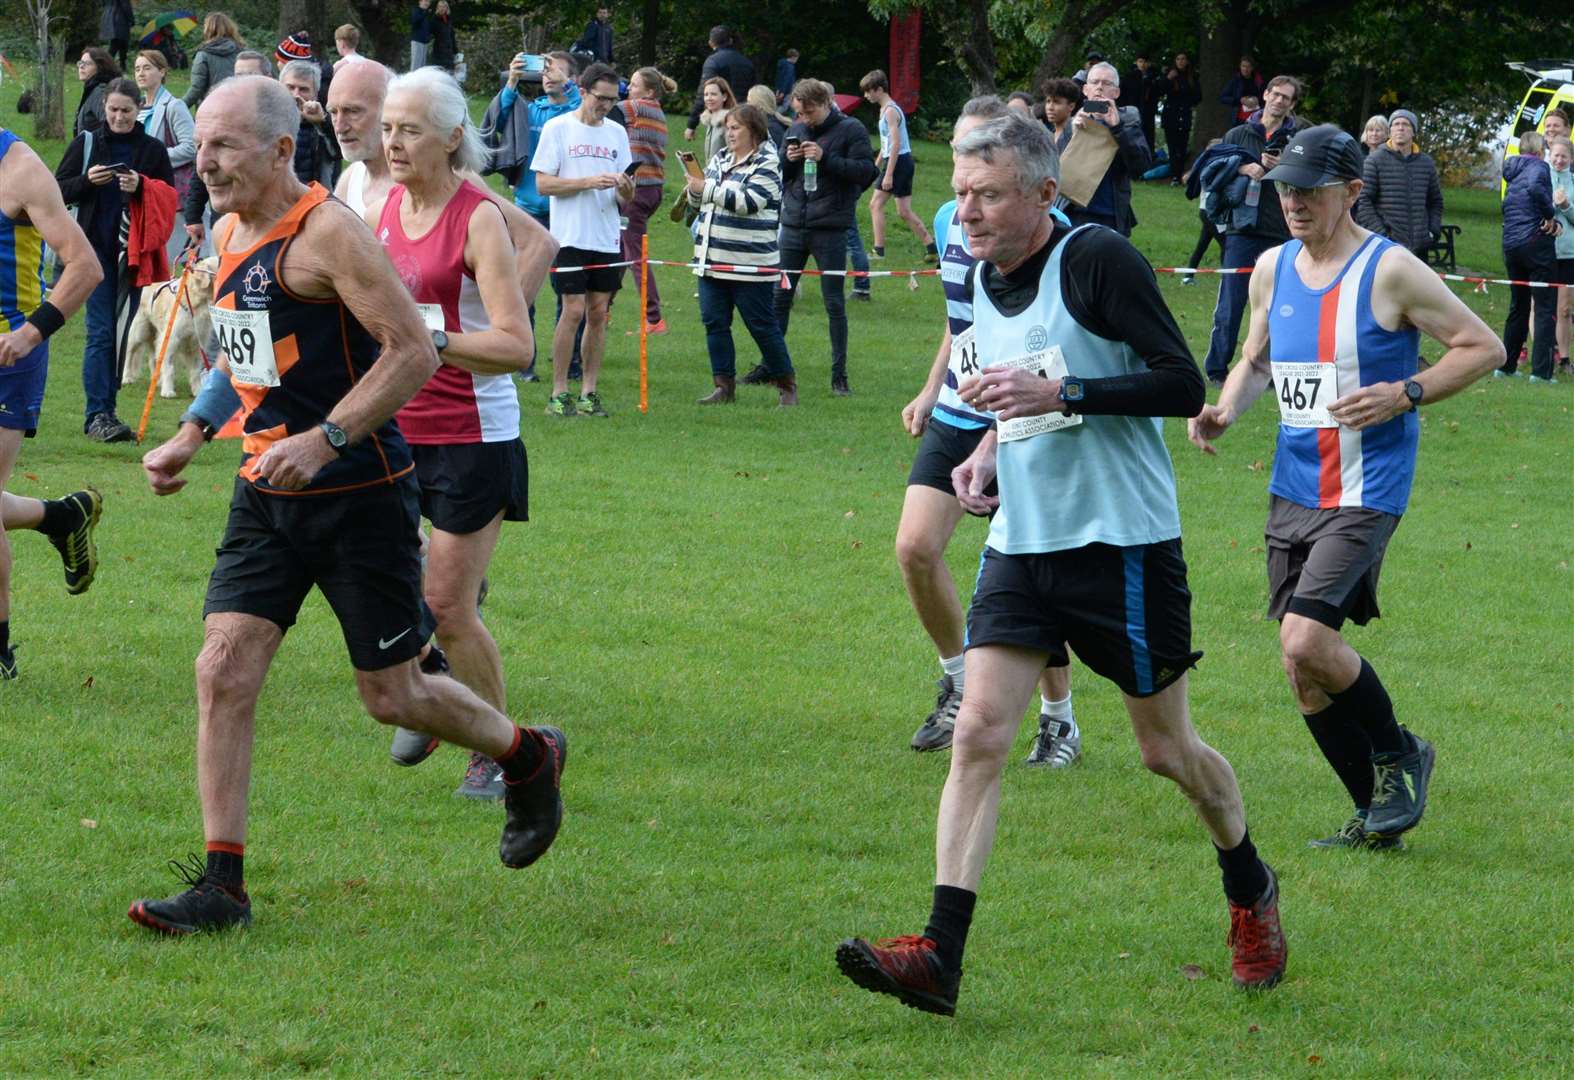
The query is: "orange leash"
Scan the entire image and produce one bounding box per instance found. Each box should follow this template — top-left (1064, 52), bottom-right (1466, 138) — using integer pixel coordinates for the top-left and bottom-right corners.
top-left (136, 248), bottom-right (196, 444)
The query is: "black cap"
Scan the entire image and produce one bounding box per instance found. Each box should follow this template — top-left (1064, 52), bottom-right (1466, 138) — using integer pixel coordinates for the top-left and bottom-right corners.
top-left (1264, 124), bottom-right (1365, 187)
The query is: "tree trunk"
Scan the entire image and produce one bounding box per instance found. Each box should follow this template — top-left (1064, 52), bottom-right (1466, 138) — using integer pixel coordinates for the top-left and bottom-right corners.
top-left (640, 0), bottom-right (659, 66)
top-left (347, 0), bottom-right (405, 68)
top-left (1027, 0), bottom-right (1142, 96)
top-left (1193, 0), bottom-right (1249, 148)
top-left (278, 0), bottom-right (331, 59)
top-left (27, 0), bottom-right (66, 141)
top-left (951, 0), bottom-right (996, 96)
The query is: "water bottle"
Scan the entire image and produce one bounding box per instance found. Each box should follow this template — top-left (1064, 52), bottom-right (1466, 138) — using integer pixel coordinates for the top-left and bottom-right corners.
top-left (1244, 178), bottom-right (1261, 208)
top-left (804, 157), bottom-right (818, 194)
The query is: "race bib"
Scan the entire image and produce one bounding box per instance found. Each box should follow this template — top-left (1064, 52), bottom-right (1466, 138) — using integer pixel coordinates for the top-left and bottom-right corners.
top-left (211, 307), bottom-right (279, 388)
top-left (1271, 361), bottom-right (1338, 428)
top-left (949, 326), bottom-right (981, 386)
top-left (415, 303), bottom-right (446, 333)
top-left (995, 346), bottom-right (1083, 442)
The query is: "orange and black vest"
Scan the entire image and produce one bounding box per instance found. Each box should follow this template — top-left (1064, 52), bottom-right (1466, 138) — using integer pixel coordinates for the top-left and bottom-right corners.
top-left (214, 183), bottom-right (413, 495)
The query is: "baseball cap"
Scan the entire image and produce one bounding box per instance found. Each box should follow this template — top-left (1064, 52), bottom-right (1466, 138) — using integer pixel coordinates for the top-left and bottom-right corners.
top-left (1263, 124), bottom-right (1365, 187)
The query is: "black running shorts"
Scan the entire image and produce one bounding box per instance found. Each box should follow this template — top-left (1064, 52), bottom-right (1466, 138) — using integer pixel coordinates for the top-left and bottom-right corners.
top-left (1264, 495), bottom-right (1401, 629)
top-left (907, 416), bottom-right (995, 509)
top-left (412, 439), bottom-right (529, 535)
top-left (551, 244), bottom-right (623, 295)
top-left (965, 539), bottom-right (1202, 698)
top-left (885, 154), bottom-right (916, 198)
top-left (203, 475), bottom-right (432, 671)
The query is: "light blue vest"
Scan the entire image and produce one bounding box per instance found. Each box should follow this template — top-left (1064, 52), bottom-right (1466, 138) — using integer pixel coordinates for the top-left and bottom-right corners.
top-left (878, 102), bottom-right (910, 158)
top-left (978, 227), bottom-right (1184, 555)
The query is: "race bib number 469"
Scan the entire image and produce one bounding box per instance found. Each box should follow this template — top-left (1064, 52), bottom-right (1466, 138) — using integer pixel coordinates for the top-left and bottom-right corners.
top-left (212, 307), bottom-right (279, 388)
top-left (996, 346), bottom-right (1082, 442)
top-left (1271, 361), bottom-right (1338, 428)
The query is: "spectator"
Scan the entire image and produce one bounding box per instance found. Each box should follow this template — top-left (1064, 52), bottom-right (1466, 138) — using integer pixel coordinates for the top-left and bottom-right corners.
top-left (1041, 77), bottom-right (1079, 152)
top-left (53, 76), bottom-right (174, 442)
top-left (860, 69), bottom-right (937, 261)
top-left (74, 47), bottom-right (120, 138)
top-left (1544, 108), bottom-right (1571, 140)
top-left (774, 48), bottom-right (799, 105)
top-left (1548, 135), bottom-right (1574, 373)
top-left (1359, 114), bottom-right (1389, 157)
top-left (1061, 61), bottom-right (1150, 236)
top-left (687, 104), bottom-right (795, 406)
top-left (767, 78), bottom-right (877, 396)
top-left (1200, 74), bottom-right (1300, 384)
top-left (695, 77), bottom-right (736, 166)
top-left (620, 66), bottom-right (674, 334)
top-left (1120, 51), bottom-right (1160, 152)
top-left (572, 6), bottom-right (614, 64)
top-left (183, 14), bottom-right (243, 110)
top-left (684, 26), bottom-right (755, 141)
top-left (232, 49), bottom-right (271, 77)
top-left (1161, 50), bottom-right (1201, 182)
top-left (1219, 56), bottom-right (1265, 123)
top-left (132, 49), bottom-right (195, 264)
top-left (746, 84), bottom-right (789, 151)
top-left (1181, 137), bottom-right (1226, 284)
top-left (1355, 108), bottom-right (1443, 258)
top-left (280, 60), bottom-right (338, 187)
top-left (100, 0), bottom-right (134, 69)
top-left (1072, 50), bottom-right (1104, 85)
top-left (1496, 131), bottom-right (1560, 383)
top-left (1006, 91), bottom-right (1037, 117)
top-left (410, 0), bottom-right (433, 70)
top-left (333, 24), bottom-right (365, 72)
top-left (429, 1), bottom-right (457, 73)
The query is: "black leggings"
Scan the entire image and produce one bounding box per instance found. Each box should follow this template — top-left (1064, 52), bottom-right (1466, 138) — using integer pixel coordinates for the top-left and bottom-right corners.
top-left (1187, 211), bottom-right (1222, 270)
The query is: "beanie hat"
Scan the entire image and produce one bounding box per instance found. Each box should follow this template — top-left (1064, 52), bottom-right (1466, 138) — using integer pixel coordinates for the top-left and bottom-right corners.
top-left (1388, 108), bottom-right (1418, 132)
top-left (276, 32), bottom-right (313, 65)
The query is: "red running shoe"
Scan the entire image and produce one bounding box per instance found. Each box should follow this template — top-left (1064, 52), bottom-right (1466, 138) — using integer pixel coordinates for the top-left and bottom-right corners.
top-left (1227, 864), bottom-right (1287, 989)
top-left (835, 934), bottom-right (961, 1016)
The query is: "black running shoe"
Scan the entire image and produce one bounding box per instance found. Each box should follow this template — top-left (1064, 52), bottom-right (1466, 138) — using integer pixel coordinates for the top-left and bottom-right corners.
top-left (48, 487), bottom-right (102, 595)
top-left (0, 645), bottom-right (16, 681)
top-left (1307, 814), bottom-right (1404, 851)
top-left (500, 726), bottom-right (567, 868)
top-left (128, 853), bottom-right (251, 935)
top-left (836, 934), bottom-right (961, 1016)
top-left (911, 675), bottom-right (960, 752)
top-left (740, 362), bottom-right (772, 385)
top-left (1365, 732), bottom-right (1435, 837)
top-left (831, 374), bottom-right (852, 396)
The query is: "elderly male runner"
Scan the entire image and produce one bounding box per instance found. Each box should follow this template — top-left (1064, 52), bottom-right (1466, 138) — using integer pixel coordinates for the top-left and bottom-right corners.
top-left (0, 127), bottom-right (105, 680)
top-left (837, 113), bottom-right (1286, 1016)
top-left (1188, 126), bottom-right (1502, 848)
top-left (130, 77), bottom-right (566, 935)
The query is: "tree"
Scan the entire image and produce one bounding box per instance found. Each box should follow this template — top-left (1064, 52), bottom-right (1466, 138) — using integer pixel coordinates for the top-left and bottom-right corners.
top-left (23, 0), bottom-right (66, 140)
top-left (346, 0), bottom-right (409, 67)
top-left (277, 0), bottom-right (330, 63)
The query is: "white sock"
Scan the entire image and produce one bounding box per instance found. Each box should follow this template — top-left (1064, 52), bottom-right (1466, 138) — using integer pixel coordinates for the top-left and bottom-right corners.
top-left (1042, 693), bottom-right (1074, 727)
top-left (941, 653), bottom-right (966, 688)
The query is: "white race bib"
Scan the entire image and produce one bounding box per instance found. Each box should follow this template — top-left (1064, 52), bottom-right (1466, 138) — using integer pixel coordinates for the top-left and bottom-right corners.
top-left (211, 306), bottom-right (279, 388)
top-left (1271, 361), bottom-right (1338, 428)
top-left (415, 302), bottom-right (446, 333)
top-left (995, 346), bottom-right (1083, 442)
top-left (948, 325), bottom-right (980, 386)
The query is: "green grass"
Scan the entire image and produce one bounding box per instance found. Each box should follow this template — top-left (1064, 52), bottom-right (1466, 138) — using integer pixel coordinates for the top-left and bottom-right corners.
top-left (2, 72), bottom-right (1572, 1077)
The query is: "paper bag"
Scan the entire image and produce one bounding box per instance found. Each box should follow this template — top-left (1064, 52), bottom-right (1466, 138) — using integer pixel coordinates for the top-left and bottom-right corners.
top-left (1058, 121), bottom-right (1118, 208)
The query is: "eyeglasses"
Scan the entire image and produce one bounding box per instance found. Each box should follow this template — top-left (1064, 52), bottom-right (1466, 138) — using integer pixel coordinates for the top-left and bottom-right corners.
top-left (77, 59), bottom-right (93, 67)
top-left (590, 92), bottom-right (619, 104)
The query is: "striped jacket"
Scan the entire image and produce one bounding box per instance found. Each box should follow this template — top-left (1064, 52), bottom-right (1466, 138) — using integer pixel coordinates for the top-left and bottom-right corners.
top-left (688, 142), bottom-right (782, 282)
top-left (619, 98), bottom-right (668, 187)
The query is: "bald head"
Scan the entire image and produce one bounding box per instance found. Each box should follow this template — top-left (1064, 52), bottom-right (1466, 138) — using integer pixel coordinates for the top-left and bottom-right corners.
top-left (203, 75), bottom-right (298, 144)
top-left (194, 76), bottom-right (302, 216)
top-left (328, 60), bottom-right (394, 162)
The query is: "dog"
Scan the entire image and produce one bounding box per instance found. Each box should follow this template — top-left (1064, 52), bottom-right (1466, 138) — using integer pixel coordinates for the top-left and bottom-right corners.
top-left (123, 256), bottom-right (218, 399)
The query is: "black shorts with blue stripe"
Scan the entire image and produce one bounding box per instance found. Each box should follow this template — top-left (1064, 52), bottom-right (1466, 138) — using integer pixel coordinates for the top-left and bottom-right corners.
top-left (964, 539), bottom-right (1202, 698)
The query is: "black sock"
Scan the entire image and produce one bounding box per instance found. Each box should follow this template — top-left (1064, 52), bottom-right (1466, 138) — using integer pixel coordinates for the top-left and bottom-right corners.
top-left (205, 846), bottom-right (245, 892)
top-left (38, 497), bottom-right (82, 537)
top-left (1303, 703), bottom-right (1375, 810)
top-left (1328, 657), bottom-right (1406, 755)
top-left (0, 619), bottom-right (9, 655)
top-left (922, 884), bottom-right (976, 972)
top-left (1216, 828), bottom-right (1270, 907)
top-left (496, 725), bottom-right (545, 782)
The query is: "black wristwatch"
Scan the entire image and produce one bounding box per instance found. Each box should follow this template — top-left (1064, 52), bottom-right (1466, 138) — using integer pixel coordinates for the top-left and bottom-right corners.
top-left (319, 420), bottom-right (350, 455)
top-left (1403, 379), bottom-right (1424, 412)
top-left (178, 410), bottom-right (218, 442)
top-left (1061, 376), bottom-right (1086, 406)
top-left (431, 328), bottom-right (449, 354)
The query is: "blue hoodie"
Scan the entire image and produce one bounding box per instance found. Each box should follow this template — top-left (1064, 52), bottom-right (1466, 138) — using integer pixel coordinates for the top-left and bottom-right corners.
top-left (497, 83), bottom-right (582, 218)
top-left (1501, 154), bottom-right (1556, 254)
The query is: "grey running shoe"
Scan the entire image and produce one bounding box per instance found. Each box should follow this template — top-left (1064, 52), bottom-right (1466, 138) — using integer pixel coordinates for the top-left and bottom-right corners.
top-left (1025, 715), bottom-right (1081, 767)
top-left (455, 751), bottom-right (505, 801)
top-left (390, 646), bottom-right (450, 766)
top-left (1365, 732), bottom-right (1435, 837)
top-left (911, 675), bottom-right (961, 752)
top-left (1307, 814), bottom-right (1404, 851)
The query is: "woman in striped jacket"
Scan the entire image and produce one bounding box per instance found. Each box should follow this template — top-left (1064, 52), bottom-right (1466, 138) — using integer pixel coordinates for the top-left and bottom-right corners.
top-left (687, 103), bottom-right (796, 406)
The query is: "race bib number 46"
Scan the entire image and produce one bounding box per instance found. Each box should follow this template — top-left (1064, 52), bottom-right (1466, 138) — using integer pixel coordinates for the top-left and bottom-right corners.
top-left (1271, 361), bottom-right (1337, 428)
top-left (212, 307), bottom-right (279, 388)
top-left (949, 325), bottom-right (980, 384)
top-left (996, 346), bottom-right (1082, 442)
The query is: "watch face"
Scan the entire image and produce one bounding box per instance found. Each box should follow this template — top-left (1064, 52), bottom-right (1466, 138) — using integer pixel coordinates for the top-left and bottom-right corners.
top-left (432, 329), bottom-right (449, 352)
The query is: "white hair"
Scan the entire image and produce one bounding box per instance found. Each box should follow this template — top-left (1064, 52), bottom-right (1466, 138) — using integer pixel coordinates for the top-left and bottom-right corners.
top-left (952, 112), bottom-right (1060, 191)
top-left (1088, 61), bottom-right (1120, 87)
top-left (280, 59), bottom-right (321, 92)
top-left (387, 67), bottom-right (490, 175)
top-left (243, 76), bottom-right (302, 144)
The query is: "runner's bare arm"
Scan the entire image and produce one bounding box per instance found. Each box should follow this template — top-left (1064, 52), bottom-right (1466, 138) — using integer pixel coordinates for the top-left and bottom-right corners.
top-left (903, 326), bottom-right (951, 436)
top-left (444, 199), bottom-right (532, 374)
top-left (462, 174), bottom-right (557, 303)
top-left (0, 143), bottom-right (103, 364)
top-left (1190, 248), bottom-right (1279, 452)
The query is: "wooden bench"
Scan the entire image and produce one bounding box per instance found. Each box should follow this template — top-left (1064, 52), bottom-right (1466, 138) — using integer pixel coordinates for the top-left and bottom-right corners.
top-left (1423, 224), bottom-right (1462, 273)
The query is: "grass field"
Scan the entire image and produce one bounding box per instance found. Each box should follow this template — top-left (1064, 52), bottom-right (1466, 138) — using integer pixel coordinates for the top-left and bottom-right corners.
top-left (1, 72), bottom-right (1571, 1076)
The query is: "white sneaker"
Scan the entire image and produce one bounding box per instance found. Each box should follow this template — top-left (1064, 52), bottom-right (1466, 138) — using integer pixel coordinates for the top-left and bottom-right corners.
top-left (1026, 715), bottom-right (1081, 768)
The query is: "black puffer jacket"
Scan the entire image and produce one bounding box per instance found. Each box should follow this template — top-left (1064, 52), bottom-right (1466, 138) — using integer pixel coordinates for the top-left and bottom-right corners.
top-left (1354, 145), bottom-right (1443, 253)
top-left (777, 107), bottom-right (877, 232)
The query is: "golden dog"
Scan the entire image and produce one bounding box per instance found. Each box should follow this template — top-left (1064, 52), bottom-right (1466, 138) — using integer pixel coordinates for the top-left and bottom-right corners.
top-left (123, 256), bottom-right (218, 399)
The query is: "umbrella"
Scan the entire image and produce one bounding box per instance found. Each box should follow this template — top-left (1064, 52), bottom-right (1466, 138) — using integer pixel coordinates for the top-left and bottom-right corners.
top-left (833, 94), bottom-right (863, 115)
top-left (137, 11), bottom-right (199, 45)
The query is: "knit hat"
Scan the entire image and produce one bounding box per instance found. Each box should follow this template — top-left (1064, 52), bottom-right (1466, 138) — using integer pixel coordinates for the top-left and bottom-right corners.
top-left (276, 32), bottom-right (313, 65)
top-left (1388, 108), bottom-right (1418, 132)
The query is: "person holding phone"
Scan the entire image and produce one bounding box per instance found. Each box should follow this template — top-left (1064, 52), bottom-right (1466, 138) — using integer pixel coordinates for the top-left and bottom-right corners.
top-left (618, 67), bottom-right (675, 334)
top-left (54, 77), bottom-right (173, 443)
top-left (1061, 62), bottom-right (1150, 236)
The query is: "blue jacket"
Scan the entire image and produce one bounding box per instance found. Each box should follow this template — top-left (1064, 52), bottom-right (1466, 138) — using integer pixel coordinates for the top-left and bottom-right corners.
top-left (480, 84), bottom-right (582, 218)
top-left (1501, 154), bottom-right (1556, 254)
top-left (1186, 142), bottom-right (1259, 232)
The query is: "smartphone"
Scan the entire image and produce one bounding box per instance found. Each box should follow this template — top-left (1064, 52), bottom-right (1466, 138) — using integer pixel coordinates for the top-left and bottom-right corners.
top-left (1079, 102), bottom-right (1107, 115)
top-left (677, 149), bottom-right (703, 179)
top-left (514, 53), bottom-right (545, 73)
top-left (112, 164), bottom-right (134, 175)
top-left (784, 134), bottom-right (802, 148)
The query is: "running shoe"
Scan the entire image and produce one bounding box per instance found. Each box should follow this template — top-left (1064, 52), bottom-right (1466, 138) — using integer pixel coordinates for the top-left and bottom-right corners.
top-left (1307, 814), bottom-right (1404, 851)
top-left (831, 374), bottom-right (851, 397)
top-left (644, 319), bottom-right (668, 335)
top-left (1365, 732), bottom-right (1435, 837)
top-left (49, 487), bottom-right (102, 595)
top-left (835, 934), bottom-right (961, 1016)
top-left (1025, 715), bottom-right (1081, 768)
top-left (576, 391), bottom-right (609, 417)
top-left (390, 645), bottom-right (450, 766)
top-left (455, 751), bottom-right (505, 801)
top-left (1226, 864), bottom-right (1286, 990)
top-left (0, 645), bottom-right (16, 681)
top-left (517, 367), bottom-right (540, 383)
top-left (500, 726), bottom-right (567, 868)
top-left (545, 392), bottom-right (577, 417)
top-left (911, 675), bottom-right (961, 752)
top-left (128, 853), bottom-right (252, 935)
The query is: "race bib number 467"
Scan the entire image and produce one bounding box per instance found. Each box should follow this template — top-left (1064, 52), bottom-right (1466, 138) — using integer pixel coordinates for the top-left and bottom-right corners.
top-left (212, 307), bottom-right (279, 388)
top-left (1271, 361), bottom-right (1338, 428)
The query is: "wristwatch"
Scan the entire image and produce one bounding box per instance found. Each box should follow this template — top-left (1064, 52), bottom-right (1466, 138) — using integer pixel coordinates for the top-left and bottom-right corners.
top-left (1403, 379), bottom-right (1424, 412)
top-left (178, 410), bottom-right (218, 442)
top-left (319, 420), bottom-right (350, 455)
top-left (431, 328), bottom-right (449, 354)
top-left (1061, 376), bottom-right (1086, 406)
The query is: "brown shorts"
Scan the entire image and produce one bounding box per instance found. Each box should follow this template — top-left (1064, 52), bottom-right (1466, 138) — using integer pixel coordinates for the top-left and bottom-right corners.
top-left (1264, 495), bottom-right (1401, 629)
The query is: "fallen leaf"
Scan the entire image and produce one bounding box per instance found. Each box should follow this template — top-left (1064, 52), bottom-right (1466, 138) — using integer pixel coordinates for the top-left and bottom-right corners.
top-left (80, 818), bottom-right (98, 829)
top-left (1510, 523), bottom-right (1520, 529)
top-left (1248, 1024), bottom-right (1260, 1033)
top-left (1308, 1055), bottom-right (1322, 1065)
top-left (81, 675), bottom-right (94, 690)
top-left (1180, 964), bottom-right (1207, 981)
top-left (1249, 460), bottom-right (1265, 472)
top-left (24, 473), bottom-right (39, 482)
top-left (1118, 951), bottom-right (1131, 959)
top-left (1464, 542), bottom-right (1472, 550)
top-left (1228, 538), bottom-right (1238, 549)
top-left (851, 540), bottom-right (863, 549)
top-left (843, 510), bottom-right (855, 518)
top-left (533, 1000), bottom-right (547, 1010)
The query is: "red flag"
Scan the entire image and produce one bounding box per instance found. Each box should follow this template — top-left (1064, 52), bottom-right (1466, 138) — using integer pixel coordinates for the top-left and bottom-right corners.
top-left (889, 11), bottom-right (921, 115)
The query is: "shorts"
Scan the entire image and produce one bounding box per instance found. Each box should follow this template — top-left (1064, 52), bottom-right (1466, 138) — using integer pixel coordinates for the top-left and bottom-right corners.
top-left (412, 439), bottom-right (529, 535)
top-left (907, 416), bottom-right (995, 510)
top-left (203, 475), bottom-right (433, 671)
top-left (1559, 257), bottom-right (1574, 286)
top-left (551, 244), bottom-right (623, 296)
top-left (884, 154), bottom-right (916, 198)
top-left (966, 540), bottom-right (1202, 698)
top-left (1265, 495), bottom-right (1400, 629)
top-left (0, 338), bottom-right (48, 436)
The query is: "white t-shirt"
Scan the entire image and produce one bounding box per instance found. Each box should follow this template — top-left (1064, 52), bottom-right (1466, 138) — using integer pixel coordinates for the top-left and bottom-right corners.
top-left (531, 111), bottom-right (630, 253)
